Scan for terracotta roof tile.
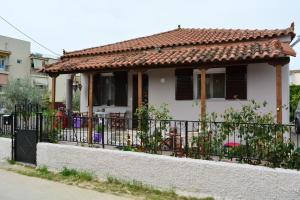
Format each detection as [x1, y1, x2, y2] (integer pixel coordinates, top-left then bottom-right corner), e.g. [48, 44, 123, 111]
[43, 24, 296, 73]
[45, 39, 296, 73]
[62, 24, 295, 58]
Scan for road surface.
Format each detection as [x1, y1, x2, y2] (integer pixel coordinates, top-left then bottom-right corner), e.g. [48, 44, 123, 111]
[0, 169, 132, 200]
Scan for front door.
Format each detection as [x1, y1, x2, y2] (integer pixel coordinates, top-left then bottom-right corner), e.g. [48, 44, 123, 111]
[132, 74, 148, 128]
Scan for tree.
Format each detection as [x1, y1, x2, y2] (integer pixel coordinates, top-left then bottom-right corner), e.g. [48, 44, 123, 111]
[0, 77, 49, 112]
[72, 90, 80, 111]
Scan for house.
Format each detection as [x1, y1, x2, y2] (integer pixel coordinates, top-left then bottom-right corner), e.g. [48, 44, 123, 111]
[290, 69, 300, 85]
[30, 53, 57, 89]
[43, 23, 296, 143]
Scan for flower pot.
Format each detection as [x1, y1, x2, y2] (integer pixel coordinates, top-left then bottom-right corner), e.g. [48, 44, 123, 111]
[73, 117, 81, 128]
[94, 132, 102, 143]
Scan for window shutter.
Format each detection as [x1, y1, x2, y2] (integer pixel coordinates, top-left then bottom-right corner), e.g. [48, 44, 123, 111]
[114, 71, 128, 106]
[175, 69, 193, 100]
[93, 74, 102, 106]
[226, 66, 247, 100]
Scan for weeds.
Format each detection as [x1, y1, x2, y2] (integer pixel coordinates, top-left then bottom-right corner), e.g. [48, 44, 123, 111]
[4, 165, 212, 200]
[59, 167, 94, 181]
[6, 159, 16, 165]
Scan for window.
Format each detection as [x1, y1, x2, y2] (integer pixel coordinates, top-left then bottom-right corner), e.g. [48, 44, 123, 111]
[0, 57, 6, 70]
[93, 71, 128, 106]
[175, 69, 193, 100]
[197, 73, 225, 99]
[195, 66, 247, 100]
[17, 59, 22, 64]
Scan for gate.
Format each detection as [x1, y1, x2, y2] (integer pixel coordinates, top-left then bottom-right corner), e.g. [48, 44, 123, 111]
[12, 104, 41, 165]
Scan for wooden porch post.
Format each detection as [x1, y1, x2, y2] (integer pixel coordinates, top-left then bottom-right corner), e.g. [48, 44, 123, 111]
[88, 73, 94, 145]
[275, 64, 283, 124]
[200, 68, 206, 121]
[138, 71, 143, 109]
[50, 74, 58, 110]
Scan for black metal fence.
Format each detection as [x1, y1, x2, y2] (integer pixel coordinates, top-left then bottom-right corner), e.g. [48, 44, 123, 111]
[36, 115, 299, 162]
[0, 114, 12, 138]
[1, 111, 299, 164]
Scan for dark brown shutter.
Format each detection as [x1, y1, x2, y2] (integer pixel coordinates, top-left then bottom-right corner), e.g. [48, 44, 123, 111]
[226, 66, 247, 100]
[175, 69, 193, 100]
[93, 74, 101, 106]
[114, 71, 128, 106]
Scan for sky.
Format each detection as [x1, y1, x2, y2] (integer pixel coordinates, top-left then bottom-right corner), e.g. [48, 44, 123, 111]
[1, 0, 300, 69]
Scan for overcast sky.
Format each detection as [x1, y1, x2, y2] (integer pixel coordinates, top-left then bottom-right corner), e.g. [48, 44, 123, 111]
[1, 0, 299, 69]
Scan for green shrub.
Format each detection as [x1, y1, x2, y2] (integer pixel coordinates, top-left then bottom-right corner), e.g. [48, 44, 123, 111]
[290, 85, 300, 121]
[135, 103, 172, 153]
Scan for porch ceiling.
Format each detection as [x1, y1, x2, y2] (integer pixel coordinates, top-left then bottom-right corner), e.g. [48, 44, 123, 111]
[42, 24, 296, 74]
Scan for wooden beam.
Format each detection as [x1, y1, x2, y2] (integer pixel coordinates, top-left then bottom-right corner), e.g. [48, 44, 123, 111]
[276, 64, 282, 124]
[200, 68, 206, 121]
[51, 76, 57, 110]
[88, 73, 94, 144]
[138, 71, 143, 108]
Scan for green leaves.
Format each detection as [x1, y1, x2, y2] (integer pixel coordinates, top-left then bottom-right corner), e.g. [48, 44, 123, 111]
[0, 77, 49, 112]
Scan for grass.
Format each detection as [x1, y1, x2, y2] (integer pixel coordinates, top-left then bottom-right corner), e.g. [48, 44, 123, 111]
[0, 134, 11, 138]
[6, 159, 16, 165]
[4, 162, 213, 200]
[59, 167, 94, 181]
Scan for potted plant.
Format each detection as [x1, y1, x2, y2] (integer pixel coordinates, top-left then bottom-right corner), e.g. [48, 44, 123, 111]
[94, 124, 103, 143]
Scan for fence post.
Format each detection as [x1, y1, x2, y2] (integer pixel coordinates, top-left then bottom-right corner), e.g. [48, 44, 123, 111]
[101, 117, 105, 149]
[185, 121, 189, 157]
[11, 113, 15, 161]
[39, 113, 43, 142]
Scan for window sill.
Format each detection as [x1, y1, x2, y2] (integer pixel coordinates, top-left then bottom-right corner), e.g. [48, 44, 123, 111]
[193, 98, 248, 102]
[0, 70, 9, 75]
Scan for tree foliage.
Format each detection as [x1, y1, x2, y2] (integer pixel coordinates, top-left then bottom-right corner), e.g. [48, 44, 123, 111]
[0, 77, 49, 112]
[290, 85, 300, 121]
[72, 90, 80, 112]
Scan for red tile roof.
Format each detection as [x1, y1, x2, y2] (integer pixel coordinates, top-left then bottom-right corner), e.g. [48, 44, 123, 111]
[44, 24, 296, 73]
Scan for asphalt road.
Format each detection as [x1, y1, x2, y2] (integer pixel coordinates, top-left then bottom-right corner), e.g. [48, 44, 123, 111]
[0, 169, 132, 200]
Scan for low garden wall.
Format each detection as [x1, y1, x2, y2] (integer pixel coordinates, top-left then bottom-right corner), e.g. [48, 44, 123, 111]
[0, 138, 11, 160]
[37, 143, 300, 200]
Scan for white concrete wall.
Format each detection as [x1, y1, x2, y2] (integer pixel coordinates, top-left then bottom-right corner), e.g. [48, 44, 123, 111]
[148, 63, 290, 123]
[0, 138, 11, 160]
[37, 143, 300, 200]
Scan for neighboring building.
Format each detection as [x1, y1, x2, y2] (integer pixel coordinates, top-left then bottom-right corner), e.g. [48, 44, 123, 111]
[0, 35, 31, 91]
[0, 35, 72, 105]
[43, 24, 296, 124]
[290, 69, 300, 85]
[30, 53, 57, 89]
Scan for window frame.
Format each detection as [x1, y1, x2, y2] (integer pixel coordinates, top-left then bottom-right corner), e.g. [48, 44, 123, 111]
[0, 57, 7, 70]
[194, 68, 226, 100]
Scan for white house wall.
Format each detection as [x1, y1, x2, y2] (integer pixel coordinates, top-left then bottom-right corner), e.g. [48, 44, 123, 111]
[80, 63, 289, 123]
[148, 63, 289, 123]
